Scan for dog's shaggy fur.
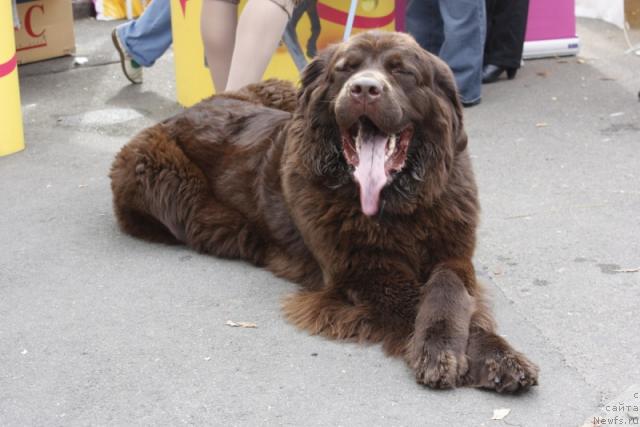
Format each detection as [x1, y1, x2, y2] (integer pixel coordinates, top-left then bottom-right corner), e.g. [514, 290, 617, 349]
[110, 31, 538, 392]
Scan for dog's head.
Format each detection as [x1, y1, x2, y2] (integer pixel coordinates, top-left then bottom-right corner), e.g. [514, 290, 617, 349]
[293, 31, 467, 217]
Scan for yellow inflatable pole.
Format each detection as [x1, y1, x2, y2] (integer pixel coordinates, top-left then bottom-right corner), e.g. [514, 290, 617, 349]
[170, 0, 214, 107]
[1, 0, 25, 157]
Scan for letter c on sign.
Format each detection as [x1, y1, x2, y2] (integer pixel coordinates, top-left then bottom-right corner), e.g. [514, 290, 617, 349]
[25, 5, 45, 38]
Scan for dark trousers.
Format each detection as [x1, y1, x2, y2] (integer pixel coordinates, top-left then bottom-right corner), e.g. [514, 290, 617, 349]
[484, 0, 529, 69]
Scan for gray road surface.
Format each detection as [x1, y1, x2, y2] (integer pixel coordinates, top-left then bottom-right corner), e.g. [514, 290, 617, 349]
[1, 17, 639, 427]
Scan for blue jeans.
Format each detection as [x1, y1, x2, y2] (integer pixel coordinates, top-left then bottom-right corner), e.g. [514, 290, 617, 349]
[406, 0, 486, 104]
[116, 0, 172, 67]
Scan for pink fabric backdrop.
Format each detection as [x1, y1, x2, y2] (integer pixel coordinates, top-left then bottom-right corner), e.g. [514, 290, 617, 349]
[525, 0, 576, 41]
[395, 0, 576, 42]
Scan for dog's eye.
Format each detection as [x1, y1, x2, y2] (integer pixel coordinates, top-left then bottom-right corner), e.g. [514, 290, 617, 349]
[390, 66, 414, 77]
[335, 59, 361, 73]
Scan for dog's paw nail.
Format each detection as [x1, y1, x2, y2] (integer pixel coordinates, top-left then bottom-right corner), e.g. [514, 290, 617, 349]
[494, 376, 501, 384]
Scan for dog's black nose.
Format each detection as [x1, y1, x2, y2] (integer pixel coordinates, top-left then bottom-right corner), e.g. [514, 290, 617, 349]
[349, 76, 383, 103]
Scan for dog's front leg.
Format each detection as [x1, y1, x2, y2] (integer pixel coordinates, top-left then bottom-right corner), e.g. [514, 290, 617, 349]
[405, 264, 473, 389]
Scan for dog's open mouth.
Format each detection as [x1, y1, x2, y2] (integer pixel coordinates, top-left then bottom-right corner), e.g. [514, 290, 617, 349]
[341, 117, 413, 216]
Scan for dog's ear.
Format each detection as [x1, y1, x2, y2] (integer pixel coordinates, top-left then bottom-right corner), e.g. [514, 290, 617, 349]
[422, 52, 468, 153]
[298, 44, 339, 107]
[435, 60, 468, 153]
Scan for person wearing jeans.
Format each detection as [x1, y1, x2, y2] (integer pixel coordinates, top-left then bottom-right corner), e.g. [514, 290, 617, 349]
[112, 0, 172, 84]
[405, 0, 486, 107]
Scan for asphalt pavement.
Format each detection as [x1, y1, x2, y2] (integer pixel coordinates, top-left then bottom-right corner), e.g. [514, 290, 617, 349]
[1, 17, 639, 427]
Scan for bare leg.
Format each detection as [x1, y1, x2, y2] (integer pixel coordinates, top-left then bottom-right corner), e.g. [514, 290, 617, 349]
[225, 0, 294, 91]
[200, 0, 238, 92]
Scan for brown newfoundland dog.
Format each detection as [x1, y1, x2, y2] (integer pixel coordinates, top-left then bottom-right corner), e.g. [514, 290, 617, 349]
[110, 31, 538, 392]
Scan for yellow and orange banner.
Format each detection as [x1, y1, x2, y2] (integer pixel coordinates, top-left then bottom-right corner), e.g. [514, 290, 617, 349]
[171, 0, 402, 106]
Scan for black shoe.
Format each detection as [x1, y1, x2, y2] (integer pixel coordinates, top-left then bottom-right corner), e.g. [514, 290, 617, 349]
[482, 64, 517, 84]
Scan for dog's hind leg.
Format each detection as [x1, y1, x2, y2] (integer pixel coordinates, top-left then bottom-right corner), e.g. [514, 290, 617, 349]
[113, 205, 181, 245]
[182, 200, 267, 266]
[112, 127, 267, 265]
[112, 126, 221, 248]
[282, 289, 377, 342]
[110, 128, 190, 245]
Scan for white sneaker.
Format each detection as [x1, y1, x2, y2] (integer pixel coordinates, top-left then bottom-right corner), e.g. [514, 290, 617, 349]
[111, 27, 143, 84]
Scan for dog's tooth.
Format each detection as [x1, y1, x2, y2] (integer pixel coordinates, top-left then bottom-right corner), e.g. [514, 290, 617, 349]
[387, 135, 396, 158]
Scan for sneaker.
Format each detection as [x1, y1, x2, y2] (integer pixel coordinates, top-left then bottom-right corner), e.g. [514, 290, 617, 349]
[461, 98, 481, 108]
[111, 27, 143, 84]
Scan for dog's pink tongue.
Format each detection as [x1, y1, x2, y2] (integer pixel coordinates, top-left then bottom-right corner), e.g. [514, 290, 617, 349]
[353, 134, 388, 216]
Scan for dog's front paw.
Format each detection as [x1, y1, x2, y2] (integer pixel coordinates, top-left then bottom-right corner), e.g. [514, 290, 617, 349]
[410, 349, 468, 389]
[472, 350, 538, 393]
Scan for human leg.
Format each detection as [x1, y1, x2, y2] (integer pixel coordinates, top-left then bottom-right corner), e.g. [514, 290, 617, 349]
[115, 0, 172, 67]
[484, 0, 529, 70]
[484, 0, 497, 61]
[201, 0, 238, 92]
[437, 0, 485, 105]
[224, 0, 295, 91]
[405, 0, 444, 55]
